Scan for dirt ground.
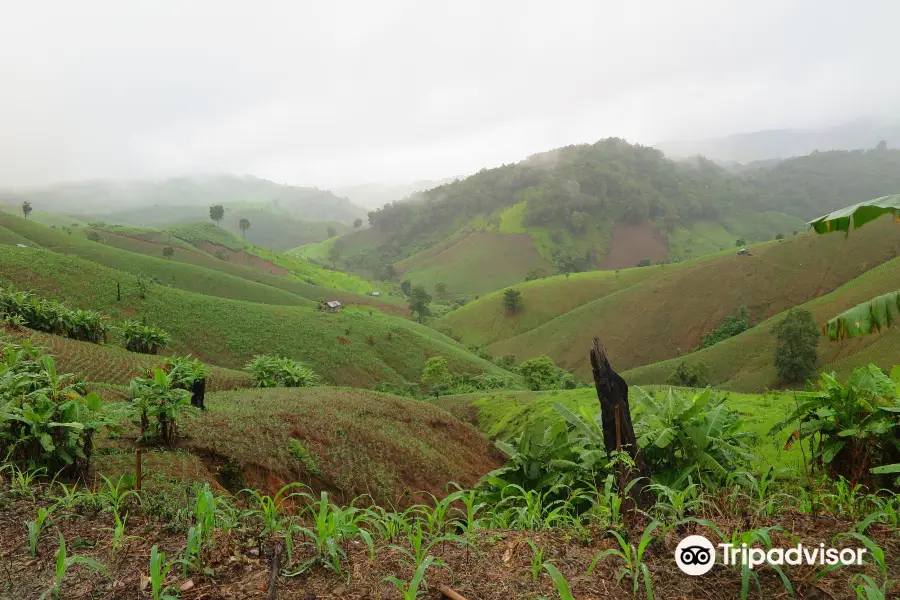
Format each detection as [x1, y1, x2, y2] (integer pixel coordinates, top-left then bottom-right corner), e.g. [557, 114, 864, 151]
[197, 242, 288, 275]
[600, 223, 669, 270]
[2, 491, 897, 600]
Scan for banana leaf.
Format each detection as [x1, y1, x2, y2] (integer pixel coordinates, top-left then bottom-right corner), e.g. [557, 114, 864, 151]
[822, 290, 900, 340]
[808, 194, 900, 234]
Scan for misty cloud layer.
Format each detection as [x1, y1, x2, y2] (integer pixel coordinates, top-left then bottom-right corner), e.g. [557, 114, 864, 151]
[1, 0, 898, 188]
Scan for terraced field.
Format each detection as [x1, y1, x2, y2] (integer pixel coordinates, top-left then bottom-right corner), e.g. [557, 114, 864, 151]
[395, 230, 552, 296]
[0, 245, 511, 388]
[440, 217, 900, 384]
[624, 252, 900, 391]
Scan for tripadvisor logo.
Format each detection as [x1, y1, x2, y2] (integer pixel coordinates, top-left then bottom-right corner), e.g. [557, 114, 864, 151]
[675, 535, 868, 576]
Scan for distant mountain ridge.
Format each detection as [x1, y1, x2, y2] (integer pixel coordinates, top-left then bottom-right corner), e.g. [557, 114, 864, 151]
[656, 119, 900, 163]
[0, 174, 368, 225]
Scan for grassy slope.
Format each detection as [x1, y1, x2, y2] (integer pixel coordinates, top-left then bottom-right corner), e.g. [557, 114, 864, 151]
[624, 252, 900, 391]
[0, 246, 512, 387]
[439, 267, 659, 347]
[178, 387, 505, 504]
[669, 211, 807, 261]
[432, 386, 802, 471]
[395, 231, 552, 296]
[3, 213, 404, 313]
[9, 328, 251, 390]
[0, 212, 316, 308]
[165, 221, 401, 303]
[449, 218, 900, 380]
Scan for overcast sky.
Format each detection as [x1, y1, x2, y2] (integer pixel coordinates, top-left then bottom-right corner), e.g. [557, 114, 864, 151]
[1, 0, 898, 188]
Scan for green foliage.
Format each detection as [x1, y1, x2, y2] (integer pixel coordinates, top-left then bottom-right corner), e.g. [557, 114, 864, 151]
[86, 230, 104, 243]
[408, 285, 432, 323]
[121, 320, 171, 355]
[635, 388, 755, 484]
[699, 306, 750, 349]
[823, 290, 900, 340]
[0, 342, 117, 472]
[22, 200, 33, 219]
[773, 308, 819, 382]
[246, 355, 321, 388]
[524, 268, 547, 281]
[238, 217, 251, 238]
[587, 521, 660, 600]
[149, 545, 179, 600]
[0, 286, 109, 343]
[128, 367, 196, 444]
[162, 355, 209, 390]
[769, 364, 900, 484]
[161, 245, 174, 258]
[420, 356, 452, 398]
[637, 258, 652, 267]
[502, 288, 523, 312]
[353, 218, 362, 229]
[39, 532, 108, 600]
[209, 204, 225, 226]
[666, 361, 710, 387]
[735, 237, 746, 247]
[518, 355, 574, 391]
[433, 282, 448, 299]
[383, 555, 449, 600]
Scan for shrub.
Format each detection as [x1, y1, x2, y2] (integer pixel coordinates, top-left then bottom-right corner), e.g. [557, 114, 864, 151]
[122, 320, 171, 355]
[0, 342, 118, 472]
[769, 364, 900, 485]
[735, 237, 747, 247]
[86, 230, 103, 243]
[421, 356, 452, 398]
[0, 287, 109, 343]
[635, 388, 755, 484]
[773, 308, 819, 382]
[518, 355, 573, 391]
[503, 288, 523, 312]
[246, 355, 321, 388]
[666, 361, 710, 387]
[636, 258, 652, 267]
[698, 306, 750, 349]
[162, 246, 174, 258]
[128, 367, 196, 444]
[775, 233, 785, 240]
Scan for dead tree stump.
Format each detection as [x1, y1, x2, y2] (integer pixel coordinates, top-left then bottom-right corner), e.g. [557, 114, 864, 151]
[589, 337, 651, 510]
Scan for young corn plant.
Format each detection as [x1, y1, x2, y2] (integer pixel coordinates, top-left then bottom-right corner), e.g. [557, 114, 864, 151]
[240, 483, 306, 539]
[9, 465, 46, 500]
[725, 526, 795, 600]
[105, 509, 143, 555]
[96, 473, 139, 514]
[38, 532, 108, 600]
[835, 532, 891, 600]
[390, 521, 473, 572]
[447, 486, 486, 535]
[149, 545, 179, 600]
[384, 555, 450, 600]
[587, 521, 660, 600]
[287, 491, 374, 576]
[525, 540, 544, 584]
[26, 505, 56, 556]
[542, 562, 576, 600]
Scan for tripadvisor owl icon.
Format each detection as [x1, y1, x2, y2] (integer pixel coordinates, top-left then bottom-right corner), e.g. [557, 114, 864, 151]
[675, 535, 716, 576]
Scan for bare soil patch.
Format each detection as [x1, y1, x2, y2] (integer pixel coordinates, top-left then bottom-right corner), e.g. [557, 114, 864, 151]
[600, 223, 668, 270]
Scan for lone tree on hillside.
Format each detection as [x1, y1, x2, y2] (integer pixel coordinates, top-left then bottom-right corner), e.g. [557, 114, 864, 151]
[353, 218, 362, 229]
[326, 226, 337, 238]
[209, 205, 225, 227]
[503, 288, 523, 312]
[21, 201, 32, 219]
[434, 282, 448, 300]
[162, 246, 174, 259]
[773, 308, 819, 382]
[666, 361, 710, 387]
[400, 280, 412, 296]
[735, 237, 747, 247]
[239, 218, 251, 238]
[408, 285, 432, 322]
[421, 356, 452, 398]
[327, 243, 342, 269]
[518, 355, 559, 391]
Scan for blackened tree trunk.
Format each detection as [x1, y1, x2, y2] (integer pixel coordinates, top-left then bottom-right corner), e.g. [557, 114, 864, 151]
[190, 378, 206, 410]
[589, 337, 651, 509]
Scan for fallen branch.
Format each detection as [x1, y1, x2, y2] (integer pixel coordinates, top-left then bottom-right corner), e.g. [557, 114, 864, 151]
[439, 586, 469, 600]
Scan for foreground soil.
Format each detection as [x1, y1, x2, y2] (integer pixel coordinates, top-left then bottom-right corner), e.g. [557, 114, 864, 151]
[2, 490, 897, 600]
